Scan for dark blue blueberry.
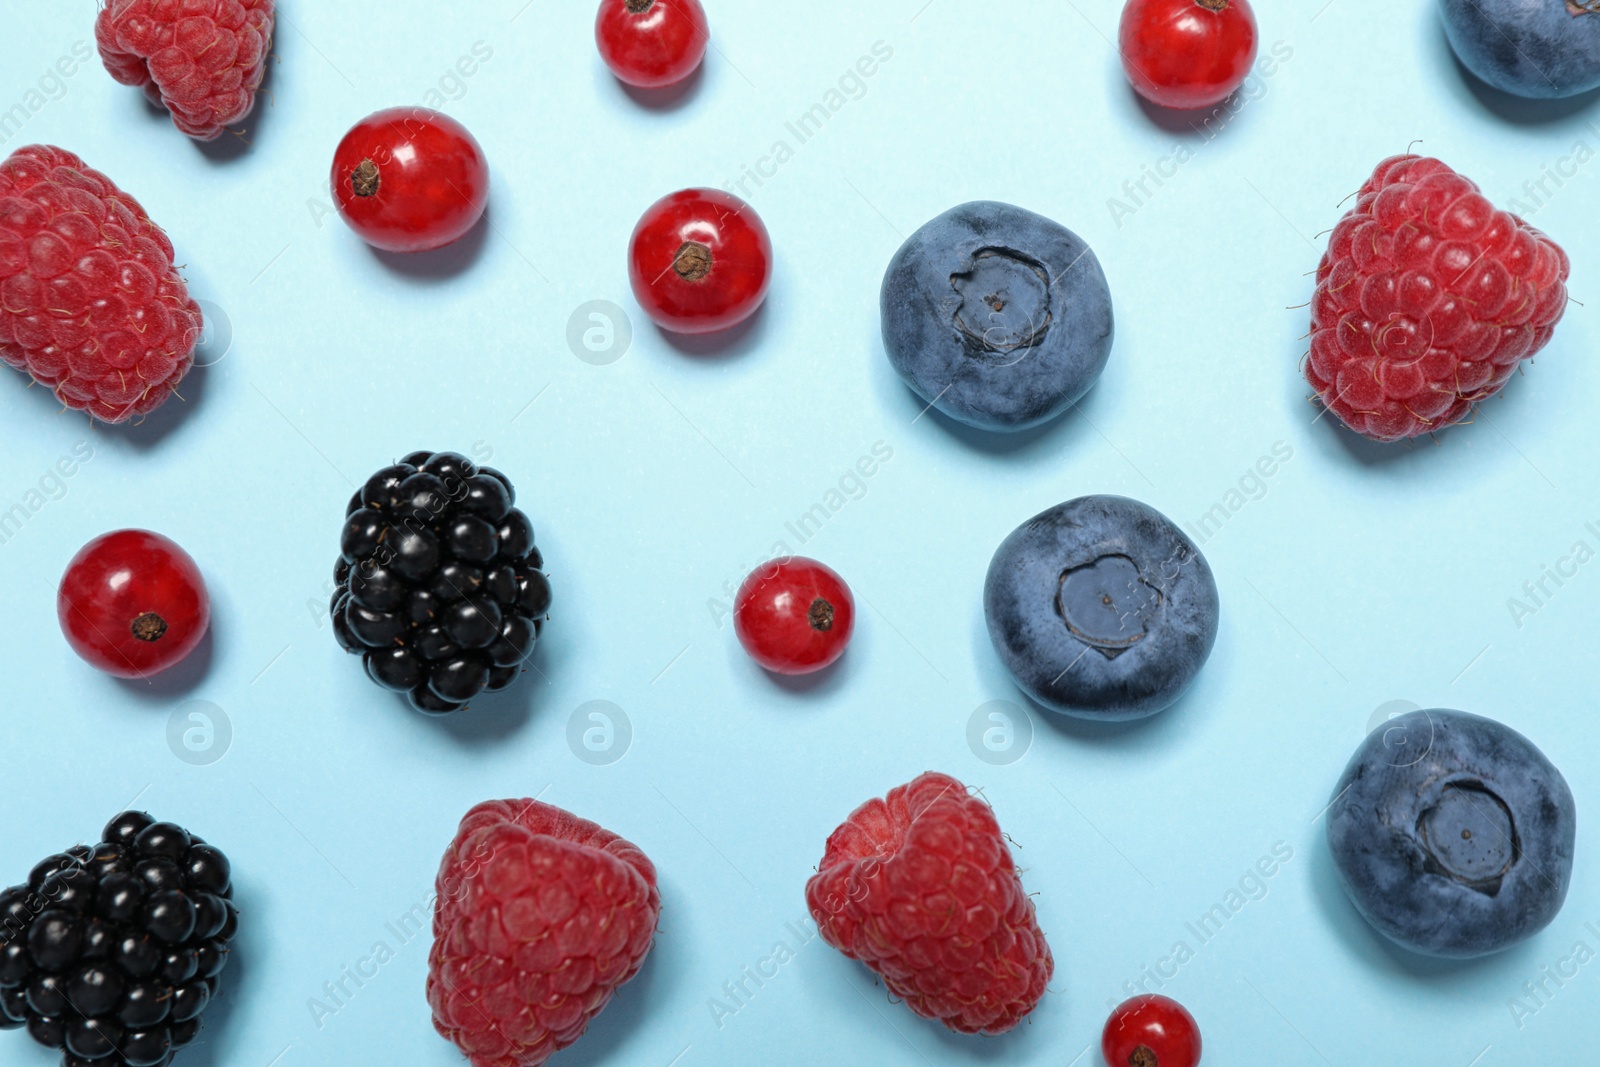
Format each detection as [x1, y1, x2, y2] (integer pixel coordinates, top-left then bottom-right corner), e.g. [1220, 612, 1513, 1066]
[1326, 709, 1576, 958]
[984, 495, 1218, 720]
[1441, 0, 1600, 99]
[881, 201, 1114, 432]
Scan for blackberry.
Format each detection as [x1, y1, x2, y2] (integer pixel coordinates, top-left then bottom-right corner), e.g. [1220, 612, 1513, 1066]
[333, 451, 552, 715]
[0, 812, 237, 1067]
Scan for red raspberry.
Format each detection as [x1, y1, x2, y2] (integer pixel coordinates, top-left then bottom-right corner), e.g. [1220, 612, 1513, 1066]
[1, 145, 202, 423]
[427, 799, 662, 1067]
[804, 771, 1053, 1035]
[96, 0, 276, 141]
[1306, 154, 1570, 442]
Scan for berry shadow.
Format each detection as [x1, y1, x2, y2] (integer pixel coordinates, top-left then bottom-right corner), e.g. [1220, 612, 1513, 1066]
[112, 626, 217, 703]
[420, 654, 547, 748]
[367, 208, 492, 280]
[1429, 17, 1600, 125]
[613, 61, 707, 112]
[1126, 82, 1233, 139]
[870, 345, 1109, 459]
[654, 300, 769, 359]
[725, 635, 857, 700]
[1291, 368, 1423, 469]
[193, 48, 281, 163]
[180, 915, 249, 1067]
[100, 359, 214, 453]
[966, 605, 1221, 754]
[1307, 831, 1540, 982]
[556, 932, 661, 1067]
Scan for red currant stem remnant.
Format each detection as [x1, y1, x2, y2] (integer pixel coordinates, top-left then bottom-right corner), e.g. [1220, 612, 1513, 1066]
[674, 241, 713, 281]
[352, 159, 380, 197]
[1130, 1046, 1158, 1067]
[626, 0, 656, 12]
[808, 598, 835, 632]
[1194, 0, 1229, 9]
[131, 612, 169, 642]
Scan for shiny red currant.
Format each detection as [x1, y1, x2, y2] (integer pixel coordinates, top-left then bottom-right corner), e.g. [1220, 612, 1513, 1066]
[629, 188, 772, 335]
[58, 530, 210, 679]
[734, 558, 854, 675]
[596, 0, 709, 89]
[1102, 995, 1202, 1067]
[1119, 0, 1258, 111]
[331, 107, 489, 254]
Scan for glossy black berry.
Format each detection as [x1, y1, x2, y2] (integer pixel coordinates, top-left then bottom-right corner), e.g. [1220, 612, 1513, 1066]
[25, 1013, 62, 1045]
[120, 1026, 172, 1066]
[180, 849, 229, 898]
[444, 599, 502, 649]
[408, 686, 463, 715]
[117, 981, 171, 1027]
[64, 965, 123, 1016]
[332, 452, 550, 715]
[461, 475, 512, 521]
[364, 647, 424, 692]
[133, 825, 189, 864]
[0, 814, 236, 1067]
[143, 894, 196, 945]
[27, 912, 82, 971]
[360, 463, 413, 511]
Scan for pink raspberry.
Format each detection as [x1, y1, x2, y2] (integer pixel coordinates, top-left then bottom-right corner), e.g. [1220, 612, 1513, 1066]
[1, 145, 202, 424]
[96, 0, 276, 141]
[1306, 154, 1570, 442]
[427, 799, 661, 1067]
[805, 771, 1054, 1035]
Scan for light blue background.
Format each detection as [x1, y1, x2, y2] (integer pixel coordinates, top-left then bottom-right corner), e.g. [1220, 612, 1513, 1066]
[3, 1, 1599, 1064]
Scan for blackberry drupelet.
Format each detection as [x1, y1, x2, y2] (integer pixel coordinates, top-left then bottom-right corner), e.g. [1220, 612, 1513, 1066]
[332, 451, 552, 715]
[0, 812, 238, 1067]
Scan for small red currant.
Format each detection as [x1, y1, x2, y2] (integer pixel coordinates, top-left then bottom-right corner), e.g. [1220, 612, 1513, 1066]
[596, 0, 710, 89]
[734, 558, 854, 675]
[1118, 0, 1258, 111]
[58, 530, 210, 679]
[331, 107, 489, 254]
[629, 188, 772, 335]
[1102, 995, 1202, 1067]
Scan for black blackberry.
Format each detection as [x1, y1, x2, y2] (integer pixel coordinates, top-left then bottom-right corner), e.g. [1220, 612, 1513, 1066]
[333, 451, 552, 715]
[0, 812, 237, 1067]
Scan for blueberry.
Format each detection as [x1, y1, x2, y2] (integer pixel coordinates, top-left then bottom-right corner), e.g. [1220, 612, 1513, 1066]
[1326, 709, 1576, 958]
[984, 495, 1218, 720]
[881, 201, 1114, 432]
[1440, 0, 1600, 99]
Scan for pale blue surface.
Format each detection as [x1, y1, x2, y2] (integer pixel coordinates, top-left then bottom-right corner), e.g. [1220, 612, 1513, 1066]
[2, 1, 1599, 1064]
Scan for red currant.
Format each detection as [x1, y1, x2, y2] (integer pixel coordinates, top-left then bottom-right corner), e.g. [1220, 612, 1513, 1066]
[58, 530, 210, 679]
[1118, 0, 1258, 111]
[629, 188, 772, 335]
[1102, 995, 1202, 1067]
[596, 0, 709, 89]
[331, 107, 489, 254]
[734, 558, 854, 675]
